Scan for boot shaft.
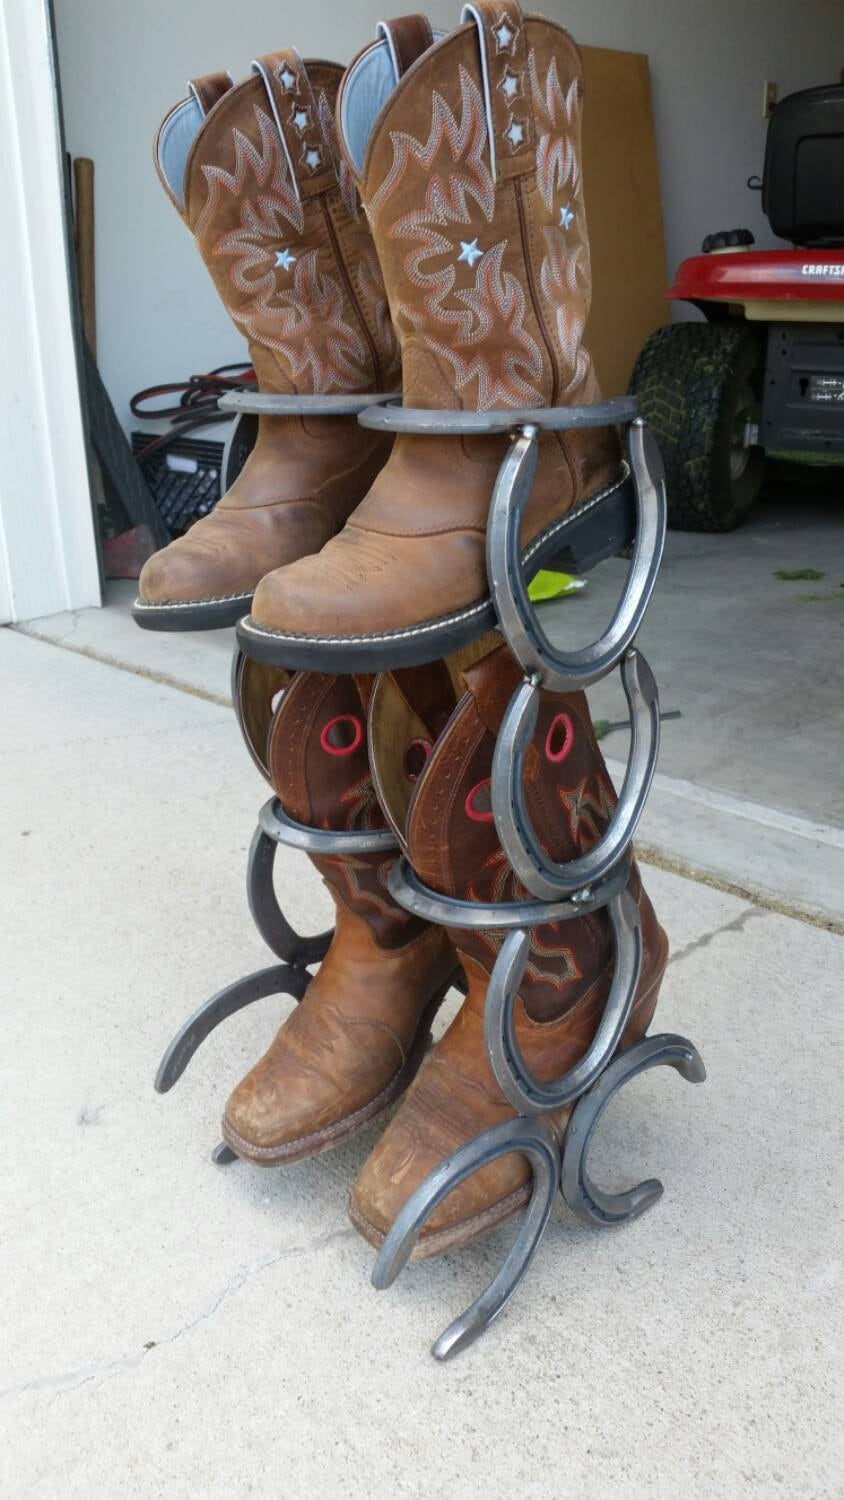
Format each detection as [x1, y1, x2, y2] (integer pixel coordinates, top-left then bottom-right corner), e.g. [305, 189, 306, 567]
[267, 668, 426, 949]
[370, 642, 665, 1020]
[337, 2, 600, 412]
[154, 53, 400, 395]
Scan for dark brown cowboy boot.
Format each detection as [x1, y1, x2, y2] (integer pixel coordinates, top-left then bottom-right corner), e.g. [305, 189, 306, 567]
[238, 2, 624, 669]
[349, 642, 668, 1257]
[221, 666, 459, 1165]
[133, 37, 430, 630]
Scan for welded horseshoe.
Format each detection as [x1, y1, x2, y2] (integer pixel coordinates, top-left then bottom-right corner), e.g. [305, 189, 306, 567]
[258, 796, 398, 857]
[484, 886, 643, 1115]
[154, 961, 310, 1094]
[491, 649, 660, 901]
[372, 1116, 561, 1361]
[387, 851, 630, 931]
[247, 823, 332, 967]
[487, 417, 666, 692]
[561, 1032, 707, 1226]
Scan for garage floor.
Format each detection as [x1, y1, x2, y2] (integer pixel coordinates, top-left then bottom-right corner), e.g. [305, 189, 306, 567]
[2, 486, 842, 1497]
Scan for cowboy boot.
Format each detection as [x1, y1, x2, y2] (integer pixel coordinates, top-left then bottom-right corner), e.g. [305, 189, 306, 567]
[221, 664, 460, 1165]
[133, 31, 433, 631]
[349, 642, 668, 1256]
[238, 2, 626, 670]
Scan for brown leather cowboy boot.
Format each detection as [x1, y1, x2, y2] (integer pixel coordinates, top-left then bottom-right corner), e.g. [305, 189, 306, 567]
[238, 3, 625, 670]
[133, 37, 429, 630]
[221, 665, 459, 1165]
[349, 642, 668, 1257]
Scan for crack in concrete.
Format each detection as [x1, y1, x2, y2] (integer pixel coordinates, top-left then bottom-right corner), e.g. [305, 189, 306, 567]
[11, 624, 232, 710]
[668, 905, 765, 968]
[1, 1225, 354, 1406]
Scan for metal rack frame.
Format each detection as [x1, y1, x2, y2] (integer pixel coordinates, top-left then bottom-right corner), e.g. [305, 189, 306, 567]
[155, 389, 705, 1357]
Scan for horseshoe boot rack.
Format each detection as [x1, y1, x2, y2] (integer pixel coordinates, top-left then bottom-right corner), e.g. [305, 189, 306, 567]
[154, 391, 400, 1162]
[353, 394, 706, 1360]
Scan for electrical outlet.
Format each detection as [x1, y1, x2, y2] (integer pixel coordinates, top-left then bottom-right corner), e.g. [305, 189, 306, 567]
[763, 80, 778, 118]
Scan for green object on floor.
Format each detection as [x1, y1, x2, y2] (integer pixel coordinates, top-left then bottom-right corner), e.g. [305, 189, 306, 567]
[527, 569, 586, 602]
[774, 568, 824, 581]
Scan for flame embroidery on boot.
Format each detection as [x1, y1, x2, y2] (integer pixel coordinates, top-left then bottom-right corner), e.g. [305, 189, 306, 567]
[195, 106, 305, 241]
[559, 775, 616, 848]
[370, 67, 494, 225]
[528, 52, 581, 212]
[371, 67, 544, 410]
[267, 250, 370, 393]
[425, 242, 544, 409]
[464, 847, 579, 989]
[337, 772, 384, 833]
[529, 51, 594, 401]
[316, 87, 361, 220]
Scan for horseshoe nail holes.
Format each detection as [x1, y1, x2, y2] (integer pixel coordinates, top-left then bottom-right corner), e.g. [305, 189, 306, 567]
[545, 713, 574, 764]
[464, 778, 494, 822]
[319, 714, 364, 757]
[403, 738, 432, 783]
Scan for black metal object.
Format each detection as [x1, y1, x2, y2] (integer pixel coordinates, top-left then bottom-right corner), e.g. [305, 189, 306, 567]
[763, 323, 844, 458]
[130, 431, 224, 533]
[763, 84, 844, 247]
[82, 342, 170, 547]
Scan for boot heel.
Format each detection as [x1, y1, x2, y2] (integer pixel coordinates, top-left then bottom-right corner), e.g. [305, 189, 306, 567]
[540, 474, 636, 577]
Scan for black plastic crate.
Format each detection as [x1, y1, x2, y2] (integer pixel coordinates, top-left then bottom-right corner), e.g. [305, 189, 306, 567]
[131, 432, 225, 535]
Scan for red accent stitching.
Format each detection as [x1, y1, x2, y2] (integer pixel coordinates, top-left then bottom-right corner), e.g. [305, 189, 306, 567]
[319, 714, 364, 757]
[464, 778, 494, 822]
[545, 712, 574, 763]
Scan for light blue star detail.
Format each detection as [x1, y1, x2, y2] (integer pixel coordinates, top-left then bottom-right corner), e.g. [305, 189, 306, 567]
[275, 248, 296, 271]
[559, 203, 575, 230]
[458, 239, 482, 268]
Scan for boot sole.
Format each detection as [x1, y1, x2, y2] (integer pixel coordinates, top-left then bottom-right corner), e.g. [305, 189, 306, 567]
[349, 936, 669, 1262]
[218, 969, 461, 1168]
[235, 471, 634, 672]
[132, 592, 254, 632]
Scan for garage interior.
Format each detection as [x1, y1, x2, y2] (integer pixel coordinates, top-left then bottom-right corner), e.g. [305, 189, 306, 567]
[1, 0, 842, 1493]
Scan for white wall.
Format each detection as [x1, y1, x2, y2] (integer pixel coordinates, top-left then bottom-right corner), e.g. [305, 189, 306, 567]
[55, 0, 844, 430]
[0, 0, 99, 623]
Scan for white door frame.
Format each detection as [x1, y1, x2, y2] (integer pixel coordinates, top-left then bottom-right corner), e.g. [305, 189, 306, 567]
[0, 0, 100, 625]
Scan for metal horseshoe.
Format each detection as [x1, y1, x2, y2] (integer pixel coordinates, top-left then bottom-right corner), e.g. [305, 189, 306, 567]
[484, 885, 643, 1115]
[247, 823, 333, 968]
[491, 649, 660, 901]
[372, 1116, 561, 1361]
[486, 417, 666, 692]
[561, 1032, 707, 1226]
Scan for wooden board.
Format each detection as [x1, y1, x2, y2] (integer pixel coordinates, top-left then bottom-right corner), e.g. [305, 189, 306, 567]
[580, 46, 669, 396]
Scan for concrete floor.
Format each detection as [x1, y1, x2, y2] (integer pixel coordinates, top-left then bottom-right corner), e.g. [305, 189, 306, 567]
[2, 494, 843, 1497]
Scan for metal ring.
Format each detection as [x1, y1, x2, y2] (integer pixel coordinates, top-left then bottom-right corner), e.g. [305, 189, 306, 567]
[491, 650, 660, 901]
[561, 1032, 707, 1226]
[487, 418, 666, 691]
[386, 855, 630, 931]
[358, 397, 639, 436]
[218, 391, 396, 417]
[258, 796, 398, 857]
[371, 1116, 560, 1361]
[247, 824, 332, 967]
[154, 963, 310, 1094]
[484, 886, 643, 1114]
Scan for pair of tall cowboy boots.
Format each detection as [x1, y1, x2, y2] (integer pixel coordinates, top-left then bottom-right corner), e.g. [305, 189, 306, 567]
[136, 6, 669, 1258]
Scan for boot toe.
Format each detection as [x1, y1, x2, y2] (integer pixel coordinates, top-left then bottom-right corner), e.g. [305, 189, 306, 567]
[350, 1062, 530, 1256]
[137, 524, 253, 606]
